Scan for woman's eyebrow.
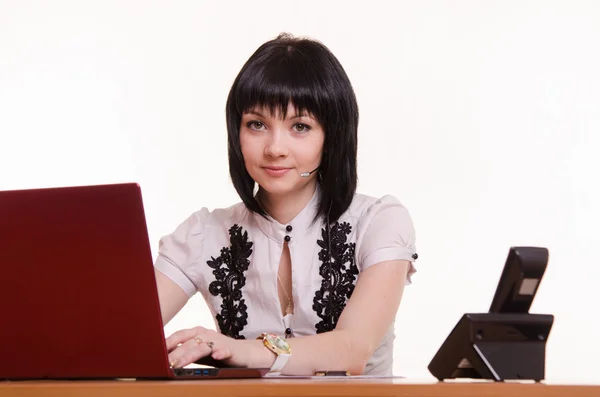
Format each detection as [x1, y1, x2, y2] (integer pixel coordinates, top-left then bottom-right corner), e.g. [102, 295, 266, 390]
[244, 110, 314, 121]
[245, 110, 267, 118]
[288, 113, 314, 120]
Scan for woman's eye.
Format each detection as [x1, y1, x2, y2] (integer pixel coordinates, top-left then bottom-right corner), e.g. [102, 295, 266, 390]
[293, 123, 311, 133]
[247, 121, 265, 130]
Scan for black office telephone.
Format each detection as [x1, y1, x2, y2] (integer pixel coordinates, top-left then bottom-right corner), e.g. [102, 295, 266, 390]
[428, 246, 553, 382]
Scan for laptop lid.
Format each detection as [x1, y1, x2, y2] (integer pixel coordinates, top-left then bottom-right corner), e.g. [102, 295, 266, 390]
[0, 183, 209, 379]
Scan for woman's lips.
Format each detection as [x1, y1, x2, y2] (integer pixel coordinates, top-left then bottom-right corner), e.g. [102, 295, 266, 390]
[263, 167, 291, 177]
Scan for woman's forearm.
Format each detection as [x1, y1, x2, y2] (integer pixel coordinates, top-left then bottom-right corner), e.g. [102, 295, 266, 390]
[241, 329, 369, 376]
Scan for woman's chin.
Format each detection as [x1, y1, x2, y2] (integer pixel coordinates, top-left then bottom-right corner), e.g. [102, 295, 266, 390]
[257, 181, 296, 196]
[257, 177, 312, 197]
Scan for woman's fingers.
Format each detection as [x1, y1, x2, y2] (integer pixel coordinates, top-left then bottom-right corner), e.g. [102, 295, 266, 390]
[164, 326, 231, 368]
[211, 346, 232, 361]
[165, 326, 209, 351]
[165, 328, 197, 352]
[168, 337, 215, 368]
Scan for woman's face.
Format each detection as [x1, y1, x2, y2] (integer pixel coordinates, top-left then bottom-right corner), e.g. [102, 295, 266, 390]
[240, 102, 325, 197]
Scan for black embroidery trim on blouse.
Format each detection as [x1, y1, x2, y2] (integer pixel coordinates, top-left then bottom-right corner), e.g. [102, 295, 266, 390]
[207, 224, 253, 339]
[313, 221, 358, 333]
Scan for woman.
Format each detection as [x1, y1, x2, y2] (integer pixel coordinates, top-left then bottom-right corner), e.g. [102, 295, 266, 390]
[154, 33, 417, 376]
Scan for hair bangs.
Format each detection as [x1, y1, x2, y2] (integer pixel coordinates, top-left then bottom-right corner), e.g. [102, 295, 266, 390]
[232, 51, 329, 124]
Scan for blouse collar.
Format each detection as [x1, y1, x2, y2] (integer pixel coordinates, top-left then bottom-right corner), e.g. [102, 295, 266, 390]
[253, 186, 321, 244]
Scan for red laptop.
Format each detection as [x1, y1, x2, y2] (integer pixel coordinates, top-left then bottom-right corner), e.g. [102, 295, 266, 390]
[0, 183, 268, 380]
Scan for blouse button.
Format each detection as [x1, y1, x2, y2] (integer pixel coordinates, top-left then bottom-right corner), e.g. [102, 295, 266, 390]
[284, 235, 291, 242]
[285, 328, 292, 335]
[412, 253, 419, 260]
[286, 225, 293, 232]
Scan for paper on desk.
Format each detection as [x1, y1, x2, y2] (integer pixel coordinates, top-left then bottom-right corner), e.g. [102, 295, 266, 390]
[269, 374, 405, 379]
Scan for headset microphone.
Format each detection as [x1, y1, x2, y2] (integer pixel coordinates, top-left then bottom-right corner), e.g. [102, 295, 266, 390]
[300, 167, 319, 178]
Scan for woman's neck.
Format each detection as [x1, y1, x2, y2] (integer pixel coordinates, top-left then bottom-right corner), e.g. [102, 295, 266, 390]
[257, 182, 317, 225]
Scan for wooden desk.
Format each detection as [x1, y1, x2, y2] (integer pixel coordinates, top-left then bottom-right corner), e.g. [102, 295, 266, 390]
[1, 379, 599, 397]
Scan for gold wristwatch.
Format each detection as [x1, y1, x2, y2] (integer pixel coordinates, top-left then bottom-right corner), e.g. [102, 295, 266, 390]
[257, 333, 292, 375]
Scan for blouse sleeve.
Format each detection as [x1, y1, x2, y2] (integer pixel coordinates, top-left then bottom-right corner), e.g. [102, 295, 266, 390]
[154, 208, 210, 297]
[355, 195, 417, 284]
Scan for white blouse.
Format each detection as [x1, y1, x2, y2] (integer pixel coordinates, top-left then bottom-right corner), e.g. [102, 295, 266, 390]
[154, 187, 417, 375]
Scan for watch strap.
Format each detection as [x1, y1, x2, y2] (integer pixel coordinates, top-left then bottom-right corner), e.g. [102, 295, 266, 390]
[258, 333, 292, 376]
[268, 351, 291, 375]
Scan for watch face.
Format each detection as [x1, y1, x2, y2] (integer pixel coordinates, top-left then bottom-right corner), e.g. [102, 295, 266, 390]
[265, 333, 291, 354]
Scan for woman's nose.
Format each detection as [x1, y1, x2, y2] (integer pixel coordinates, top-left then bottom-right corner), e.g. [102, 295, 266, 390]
[264, 130, 289, 158]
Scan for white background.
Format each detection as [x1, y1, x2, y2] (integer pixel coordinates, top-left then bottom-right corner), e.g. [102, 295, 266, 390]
[1, 0, 599, 382]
